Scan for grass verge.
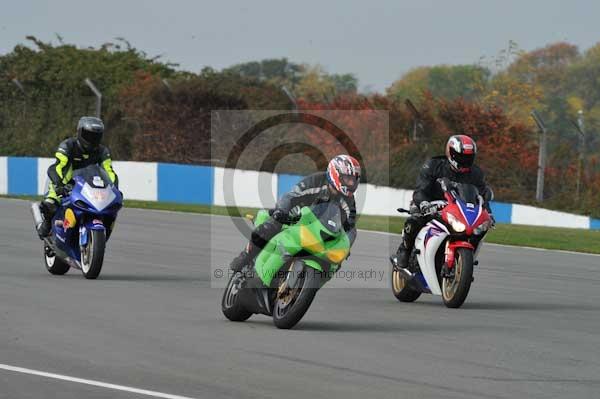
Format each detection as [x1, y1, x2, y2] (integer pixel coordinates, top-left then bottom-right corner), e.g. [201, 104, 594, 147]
[4, 196, 600, 254]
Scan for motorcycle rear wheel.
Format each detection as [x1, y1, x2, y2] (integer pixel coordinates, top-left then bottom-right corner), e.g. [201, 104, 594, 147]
[391, 269, 421, 302]
[222, 271, 253, 322]
[442, 248, 473, 308]
[43, 244, 70, 275]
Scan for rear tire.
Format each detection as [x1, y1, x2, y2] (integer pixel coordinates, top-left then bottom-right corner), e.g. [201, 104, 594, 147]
[43, 244, 70, 275]
[222, 272, 253, 322]
[81, 230, 105, 279]
[391, 269, 421, 302]
[272, 265, 320, 329]
[442, 248, 473, 308]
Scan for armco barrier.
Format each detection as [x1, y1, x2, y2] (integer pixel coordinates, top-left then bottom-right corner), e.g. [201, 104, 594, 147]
[8, 156, 37, 196]
[277, 174, 303, 199]
[0, 157, 7, 195]
[489, 202, 512, 224]
[1, 156, 598, 230]
[115, 161, 158, 201]
[37, 158, 54, 194]
[213, 167, 277, 209]
[157, 163, 209, 204]
[511, 203, 589, 229]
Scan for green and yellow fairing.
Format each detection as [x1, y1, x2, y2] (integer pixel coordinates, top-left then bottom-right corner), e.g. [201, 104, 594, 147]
[254, 206, 350, 286]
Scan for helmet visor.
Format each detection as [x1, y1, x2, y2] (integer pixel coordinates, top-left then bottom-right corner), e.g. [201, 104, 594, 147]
[340, 174, 358, 193]
[81, 128, 102, 147]
[453, 152, 475, 169]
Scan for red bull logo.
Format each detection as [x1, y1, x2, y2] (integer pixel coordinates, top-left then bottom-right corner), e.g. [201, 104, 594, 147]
[62, 208, 76, 231]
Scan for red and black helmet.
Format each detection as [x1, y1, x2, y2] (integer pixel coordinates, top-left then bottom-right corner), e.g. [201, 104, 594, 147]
[326, 155, 361, 197]
[446, 135, 477, 173]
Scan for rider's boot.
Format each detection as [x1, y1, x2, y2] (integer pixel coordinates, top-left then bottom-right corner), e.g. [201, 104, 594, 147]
[391, 243, 412, 274]
[390, 231, 415, 280]
[230, 242, 260, 273]
[37, 199, 57, 238]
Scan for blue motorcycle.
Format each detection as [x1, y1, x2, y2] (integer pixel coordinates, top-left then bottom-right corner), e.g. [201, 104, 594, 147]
[31, 164, 123, 279]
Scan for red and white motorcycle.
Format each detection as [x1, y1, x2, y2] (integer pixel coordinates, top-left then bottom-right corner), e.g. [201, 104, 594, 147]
[391, 178, 493, 308]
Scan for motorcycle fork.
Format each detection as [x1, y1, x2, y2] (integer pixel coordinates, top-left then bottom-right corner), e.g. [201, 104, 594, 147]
[444, 240, 474, 269]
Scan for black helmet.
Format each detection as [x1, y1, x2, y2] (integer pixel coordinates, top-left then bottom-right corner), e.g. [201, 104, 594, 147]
[77, 116, 104, 151]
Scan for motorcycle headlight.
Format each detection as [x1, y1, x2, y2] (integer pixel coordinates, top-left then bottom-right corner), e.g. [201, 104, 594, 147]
[474, 220, 492, 235]
[446, 213, 466, 233]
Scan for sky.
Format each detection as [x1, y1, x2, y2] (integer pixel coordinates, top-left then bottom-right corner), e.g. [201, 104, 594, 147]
[2, 0, 600, 92]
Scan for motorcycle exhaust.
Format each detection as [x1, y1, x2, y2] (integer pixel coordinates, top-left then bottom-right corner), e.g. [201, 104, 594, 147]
[390, 255, 414, 281]
[30, 201, 44, 231]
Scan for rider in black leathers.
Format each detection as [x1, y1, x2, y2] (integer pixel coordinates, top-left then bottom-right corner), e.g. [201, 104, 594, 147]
[392, 135, 493, 272]
[37, 116, 119, 238]
[230, 155, 361, 272]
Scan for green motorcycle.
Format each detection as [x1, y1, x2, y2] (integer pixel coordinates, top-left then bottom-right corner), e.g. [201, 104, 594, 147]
[221, 202, 352, 329]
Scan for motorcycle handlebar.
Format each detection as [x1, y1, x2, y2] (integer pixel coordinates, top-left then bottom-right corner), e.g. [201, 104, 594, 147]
[269, 208, 300, 224]
[397, 200, 447, 217]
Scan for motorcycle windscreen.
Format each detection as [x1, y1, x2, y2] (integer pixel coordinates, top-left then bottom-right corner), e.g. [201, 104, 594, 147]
[453, 183, 480, 204]
[72, 164, 112, 188]
[310, 202, 343, 234]
[73, 165, 117, 211]
[414, 220, 449, 296]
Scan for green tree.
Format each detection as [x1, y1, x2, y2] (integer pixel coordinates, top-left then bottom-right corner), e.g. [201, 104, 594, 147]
[295, 65, 337, 102]
[0, 36, 175, 157]
[386, 66, 431, 102]
[225, 58, 358, 101]
[504, 42, 580, 134]
[223, 58, 303, 88]
[387, 65, 490, 102]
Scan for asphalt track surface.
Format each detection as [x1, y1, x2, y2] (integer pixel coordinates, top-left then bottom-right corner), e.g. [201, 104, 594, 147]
[1, 198, 599, 399]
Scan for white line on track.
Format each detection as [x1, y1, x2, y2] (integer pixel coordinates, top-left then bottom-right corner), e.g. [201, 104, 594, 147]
[0, 363, 198, 399]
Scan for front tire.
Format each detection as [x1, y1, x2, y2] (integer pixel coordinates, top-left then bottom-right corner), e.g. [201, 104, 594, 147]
[81, 229, 105, 279]
[222, 271, 253, 322]
[43, 244, 70, 275]
[442, 248, 473, 308]
[391, 268, 421, 302]
[272, 264, 320, 329]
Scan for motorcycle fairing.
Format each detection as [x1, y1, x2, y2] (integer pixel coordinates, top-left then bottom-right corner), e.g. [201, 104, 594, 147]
[254, 207, 348, 286]
[47, 165, 122, 268]
[415, 219, 449, 295]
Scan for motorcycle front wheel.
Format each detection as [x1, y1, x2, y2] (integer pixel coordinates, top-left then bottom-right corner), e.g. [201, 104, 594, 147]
[272, 262, 320, 329]
[80, 229, 105, 279]
[442, 248, 473, 308]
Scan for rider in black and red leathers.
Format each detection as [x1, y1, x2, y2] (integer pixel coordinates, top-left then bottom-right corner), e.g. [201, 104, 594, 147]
[392, 135, 494, 273]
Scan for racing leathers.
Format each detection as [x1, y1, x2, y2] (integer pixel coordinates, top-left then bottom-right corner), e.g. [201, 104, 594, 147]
[230, 172, 357, 272]
[394, 156, 493, 270]
[37, 138, 118, 237]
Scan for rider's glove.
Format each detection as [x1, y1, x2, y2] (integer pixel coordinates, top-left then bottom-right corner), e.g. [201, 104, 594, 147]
[288, 206, 301, 221]
[55, 184, 70, 197]
[271, 208, 290, 224]
[419, 201, 432, 214]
